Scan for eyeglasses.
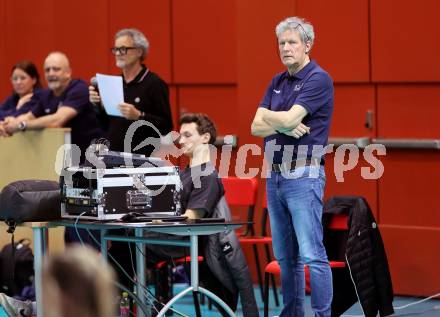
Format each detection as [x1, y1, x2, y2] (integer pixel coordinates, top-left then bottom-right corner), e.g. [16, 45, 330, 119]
[279, 22, 311, 44]
[110, 46, 138, 55]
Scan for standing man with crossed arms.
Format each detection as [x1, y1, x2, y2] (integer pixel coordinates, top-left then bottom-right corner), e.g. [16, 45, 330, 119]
[251, 17, 334, 317]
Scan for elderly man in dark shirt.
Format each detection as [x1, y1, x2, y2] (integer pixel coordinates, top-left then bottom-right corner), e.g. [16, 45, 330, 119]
[89, 28, 173, 155]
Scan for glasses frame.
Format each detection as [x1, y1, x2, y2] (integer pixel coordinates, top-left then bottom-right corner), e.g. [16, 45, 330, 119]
[110, 46, 139, 55]
[278, 23, 311, 45]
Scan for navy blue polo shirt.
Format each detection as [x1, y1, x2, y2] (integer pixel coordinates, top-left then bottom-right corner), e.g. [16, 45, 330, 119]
[30, 79, 103, 159]
[0, 90, 41, 120]
[259, 60, 334, 164]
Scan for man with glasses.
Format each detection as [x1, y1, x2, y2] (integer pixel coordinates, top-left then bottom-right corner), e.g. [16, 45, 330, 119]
[89, 28, 173, 155]
[89, 28, 173, 292]
[251, 17, 334, 317]
[3, 51, 103, 164]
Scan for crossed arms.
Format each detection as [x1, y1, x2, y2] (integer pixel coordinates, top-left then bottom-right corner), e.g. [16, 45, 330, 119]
[251, 104, 310, 138]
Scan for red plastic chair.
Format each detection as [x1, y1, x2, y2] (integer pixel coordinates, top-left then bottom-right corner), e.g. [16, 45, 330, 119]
[155, 256, 204, 270]
[263, 214, 349, 317]
[238, 193, 280, 305]
[221, 177, 269, 301]
[251, 193, 280, 306]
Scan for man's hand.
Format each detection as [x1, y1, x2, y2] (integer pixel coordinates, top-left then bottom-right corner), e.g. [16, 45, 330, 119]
[150, 131, 184, 161]
[263, 104, 308, 131]
[118, 102, 141, 120]
[3, 116, 21, 135]
[0, 122, 11, 137]
[183, 209, 206, 219]
[89, 85, 101, 104]
[283, 123, 310, 139]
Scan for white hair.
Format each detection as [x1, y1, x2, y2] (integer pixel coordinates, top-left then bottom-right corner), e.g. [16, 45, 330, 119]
[275, 17, 315, 49]
[115, 28, 149, 60]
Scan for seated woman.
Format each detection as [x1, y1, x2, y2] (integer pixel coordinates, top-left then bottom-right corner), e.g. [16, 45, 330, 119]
[0, 61, 41, 135]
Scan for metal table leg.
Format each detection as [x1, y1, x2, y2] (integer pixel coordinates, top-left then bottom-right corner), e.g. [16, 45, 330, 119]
[189, 234, 201, 317]
[100, 229, 108, 262]
[32, 226, 46, 317]
[156, 234, 235, 317]
[135, 228, 149, 317]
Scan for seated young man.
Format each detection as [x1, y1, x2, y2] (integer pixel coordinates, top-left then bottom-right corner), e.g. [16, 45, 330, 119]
[147, 113, 258, 317]
[179, 113, 222, 219]
[0, 114, 257, 317]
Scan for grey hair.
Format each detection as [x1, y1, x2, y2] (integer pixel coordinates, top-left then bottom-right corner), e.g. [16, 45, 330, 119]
[115, 28, 149, 60]
[275, 17, 315, 48]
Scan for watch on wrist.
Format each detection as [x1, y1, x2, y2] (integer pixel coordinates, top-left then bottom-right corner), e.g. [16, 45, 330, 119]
[18, 121, 27, 131]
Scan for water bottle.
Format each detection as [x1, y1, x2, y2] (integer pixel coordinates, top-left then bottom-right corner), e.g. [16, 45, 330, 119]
[120, 292, 130, 317]
[132, 291, 137, 316]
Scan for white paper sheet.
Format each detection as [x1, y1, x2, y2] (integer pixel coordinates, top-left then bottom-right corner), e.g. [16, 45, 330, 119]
[96, 73, 124, 117]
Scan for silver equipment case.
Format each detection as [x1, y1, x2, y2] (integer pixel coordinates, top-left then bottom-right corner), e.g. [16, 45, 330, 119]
[60, 165, 182, 220]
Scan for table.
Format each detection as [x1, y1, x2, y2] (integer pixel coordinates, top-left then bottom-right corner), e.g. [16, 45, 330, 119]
[29, 220, 243, 317]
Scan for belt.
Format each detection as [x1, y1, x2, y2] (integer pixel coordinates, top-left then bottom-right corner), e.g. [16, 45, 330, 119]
[271, 158, 322, 173]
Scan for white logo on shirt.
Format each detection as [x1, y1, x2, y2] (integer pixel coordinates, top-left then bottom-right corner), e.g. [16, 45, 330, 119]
[135, 97, 140, 103]
[45, 108, 51, 114]
[294, 84, 303, 91]
[273, 89, 281, 94]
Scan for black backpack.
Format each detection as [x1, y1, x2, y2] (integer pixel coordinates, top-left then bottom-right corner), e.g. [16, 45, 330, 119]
[0, 238, 34, 296]
[0, 179, 61, 224]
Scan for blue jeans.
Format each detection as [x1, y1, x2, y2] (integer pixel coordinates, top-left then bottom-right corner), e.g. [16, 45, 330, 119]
[267, 166, 332, 317]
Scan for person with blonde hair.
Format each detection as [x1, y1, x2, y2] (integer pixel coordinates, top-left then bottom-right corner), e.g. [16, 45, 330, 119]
[42, 245, 117, 317]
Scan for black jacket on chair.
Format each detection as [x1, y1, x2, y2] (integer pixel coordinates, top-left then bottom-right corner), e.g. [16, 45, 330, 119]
[204, 196, 259, 317]
[324, 196, 394, 317]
